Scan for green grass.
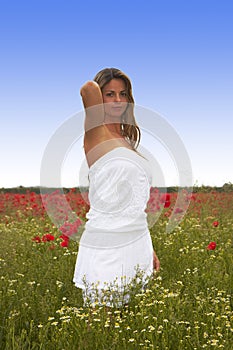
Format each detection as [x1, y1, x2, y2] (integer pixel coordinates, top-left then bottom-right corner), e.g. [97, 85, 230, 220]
[0, 197, 233, 349]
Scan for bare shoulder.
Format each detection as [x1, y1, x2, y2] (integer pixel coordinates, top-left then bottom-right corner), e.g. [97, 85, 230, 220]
[84, 125, 107, 153]
[83, 127, 111, 167]
[83, 127, 131, 167]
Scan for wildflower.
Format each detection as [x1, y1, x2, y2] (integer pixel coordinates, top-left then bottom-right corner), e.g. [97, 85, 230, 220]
[32, 236, 41, 243]
[56, 281, 63, 288]
[128, 339, 135, 343]
[157, 325, 163, 333]
[59, 234, 69, 247]
[42, 234, 55, 242]
[210, 339, 219, 346]
[207, 242, 216, 250]
[59, 218, 83, 237]
[160, 193, 171, 208]
[175, 207, 183, 214]
[176, 281, 183, 285]
[27, 281, 36, 285]
[213, 221, 219, 227]
[60, 239, 69, 248]
[60, 315, 71, 321]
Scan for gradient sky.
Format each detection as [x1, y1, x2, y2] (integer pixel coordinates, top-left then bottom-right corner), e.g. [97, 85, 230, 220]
[1, 0, 233, 188]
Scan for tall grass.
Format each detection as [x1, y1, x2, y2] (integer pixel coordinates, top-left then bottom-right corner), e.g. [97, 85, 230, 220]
[0, 192, 233, 349]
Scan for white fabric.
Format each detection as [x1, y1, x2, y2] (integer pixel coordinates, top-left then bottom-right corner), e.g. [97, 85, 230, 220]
[73, 146, 154, 306]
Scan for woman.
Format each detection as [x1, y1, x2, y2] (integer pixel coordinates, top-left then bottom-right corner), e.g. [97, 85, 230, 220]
[73, 67, 160, 307]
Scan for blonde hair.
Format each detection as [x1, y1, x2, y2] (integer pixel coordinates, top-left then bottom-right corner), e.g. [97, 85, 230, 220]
[93, 68, 141, 150]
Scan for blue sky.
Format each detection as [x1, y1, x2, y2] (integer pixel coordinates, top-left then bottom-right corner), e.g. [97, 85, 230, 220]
[1, 0, 232, 188]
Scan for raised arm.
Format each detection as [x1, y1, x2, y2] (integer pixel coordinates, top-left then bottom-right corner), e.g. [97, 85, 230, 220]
[80, 81, 105, 133]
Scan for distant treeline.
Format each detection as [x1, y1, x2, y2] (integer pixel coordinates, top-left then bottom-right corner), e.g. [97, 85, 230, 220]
[1, 183, 233, 194]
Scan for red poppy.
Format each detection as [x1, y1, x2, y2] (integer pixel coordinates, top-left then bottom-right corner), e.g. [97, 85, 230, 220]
[32, 236, 41, 243]
[207, 241, 216, 250]
[175, 207, 183, 214]
[164, 200, 171, 208]
[213, 221, 219, 227]
[42, 234, 55, 242]
[59, 218, 83, 237]
[160, 193, 171, 208]
[60, 239, 69, 248]
[59, 234, 69, 241]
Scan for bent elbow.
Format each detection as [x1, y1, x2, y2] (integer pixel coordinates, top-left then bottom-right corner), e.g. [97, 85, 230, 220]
[80, 81, 100, 97]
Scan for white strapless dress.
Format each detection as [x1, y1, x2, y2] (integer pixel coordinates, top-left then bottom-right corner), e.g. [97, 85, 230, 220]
[73, 146, 154, 307]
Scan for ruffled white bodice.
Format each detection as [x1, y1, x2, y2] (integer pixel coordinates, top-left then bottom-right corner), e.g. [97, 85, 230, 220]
[80, 146, 152, 248]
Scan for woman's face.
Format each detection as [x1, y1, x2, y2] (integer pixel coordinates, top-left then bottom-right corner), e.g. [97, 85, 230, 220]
[102, 79, 128, 120]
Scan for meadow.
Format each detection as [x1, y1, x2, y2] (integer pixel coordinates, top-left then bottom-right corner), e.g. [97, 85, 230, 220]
[0, 189, 232, 349]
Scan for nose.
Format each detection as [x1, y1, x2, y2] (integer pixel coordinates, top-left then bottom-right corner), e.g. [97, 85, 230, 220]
[115, 94, 121, 102]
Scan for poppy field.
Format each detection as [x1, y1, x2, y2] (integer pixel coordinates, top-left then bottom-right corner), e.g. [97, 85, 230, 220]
[0, 189, 233, 349]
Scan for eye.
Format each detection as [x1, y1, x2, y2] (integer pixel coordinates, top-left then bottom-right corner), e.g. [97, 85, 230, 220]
[106, 92, 114, 97]
[121, 92, 127, 96]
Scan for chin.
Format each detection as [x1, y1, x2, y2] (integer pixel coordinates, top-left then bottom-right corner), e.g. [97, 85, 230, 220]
[112, 108, 127, 117]
[105, 112, 123, 120]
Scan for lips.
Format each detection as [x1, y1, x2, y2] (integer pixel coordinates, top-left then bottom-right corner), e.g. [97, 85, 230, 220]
[111, 106, 123, 112]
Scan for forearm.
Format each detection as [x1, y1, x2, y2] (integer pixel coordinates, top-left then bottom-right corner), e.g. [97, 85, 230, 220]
[80, 81, 105, 132]
[153, 250, 160, 272]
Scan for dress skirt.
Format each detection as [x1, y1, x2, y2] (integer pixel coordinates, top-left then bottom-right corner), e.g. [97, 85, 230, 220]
[73, 230, 154, 307]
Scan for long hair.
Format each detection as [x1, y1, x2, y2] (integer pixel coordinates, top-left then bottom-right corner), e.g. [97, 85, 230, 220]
[93, 68, 141, 150]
